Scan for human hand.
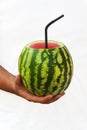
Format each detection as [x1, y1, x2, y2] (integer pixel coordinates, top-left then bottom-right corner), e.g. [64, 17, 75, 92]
[15, 75, 65, 104]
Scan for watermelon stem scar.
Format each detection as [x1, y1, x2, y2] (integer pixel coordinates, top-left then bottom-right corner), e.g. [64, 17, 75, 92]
[45, 14, 64, 48]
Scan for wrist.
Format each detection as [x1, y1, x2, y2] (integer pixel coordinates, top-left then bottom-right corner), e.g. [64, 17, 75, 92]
[0, 66, 16, 94]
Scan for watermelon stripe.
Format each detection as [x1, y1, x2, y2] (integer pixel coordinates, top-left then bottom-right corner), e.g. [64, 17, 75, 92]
[45, 49, 62, 95]
[19, 48, 29, 88]
[64, 46, 73, 74]
[25, 49, 34, 68]
[18, 47, 27, 74]
[23, 49, 34, 92]
[35, 50, 52, 96]
[36, 50, 44, 89]
[60, 75, 70, 93]
[34, 50, 45, 96]
[62, 50, 73, 92]
[44, 49, 57, 95]
[57, 47, 68, 94]
[29, 49, 39, 94]
[21, 49, 29, 76]
[40, 52, 49, 87]
[51, 49, 65, 95]
[59, 47, 72, 93]
[48, 65, 61, 94]
[63, 46, 73, 81]
[56, 49, 63, 72]
[22, 77, 28, 89]
[20, 48, 30, 88]
[57, 50, 63, 64]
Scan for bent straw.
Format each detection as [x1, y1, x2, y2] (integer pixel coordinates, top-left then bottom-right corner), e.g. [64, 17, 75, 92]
[45, 14, 64, 48]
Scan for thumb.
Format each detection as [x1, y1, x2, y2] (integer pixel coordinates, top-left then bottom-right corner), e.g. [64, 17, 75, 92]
[15, 74, 22, 86]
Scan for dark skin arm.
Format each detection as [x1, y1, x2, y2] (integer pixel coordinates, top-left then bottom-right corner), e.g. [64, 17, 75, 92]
[0, 65, 65, 104]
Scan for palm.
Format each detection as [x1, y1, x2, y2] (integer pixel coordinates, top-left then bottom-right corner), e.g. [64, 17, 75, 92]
[15, 75, 65, 104]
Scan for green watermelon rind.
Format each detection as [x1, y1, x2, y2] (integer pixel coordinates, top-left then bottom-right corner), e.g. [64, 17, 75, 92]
[18, 40, 73, 96]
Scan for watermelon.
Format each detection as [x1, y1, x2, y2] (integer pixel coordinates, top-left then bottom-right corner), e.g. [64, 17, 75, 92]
[18, 40, 73, 96]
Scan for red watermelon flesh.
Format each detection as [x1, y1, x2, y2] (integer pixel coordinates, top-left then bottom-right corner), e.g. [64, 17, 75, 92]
[30, 42, 60, 49]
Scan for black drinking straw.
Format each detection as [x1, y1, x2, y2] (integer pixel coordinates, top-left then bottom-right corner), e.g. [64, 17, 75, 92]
[45, 14, 64, 48]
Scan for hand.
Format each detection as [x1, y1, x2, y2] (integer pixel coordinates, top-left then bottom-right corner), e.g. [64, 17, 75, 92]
[15, 75, 65, 104]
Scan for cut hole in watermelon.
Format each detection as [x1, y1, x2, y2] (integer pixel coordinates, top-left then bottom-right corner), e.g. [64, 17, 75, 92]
[30, 42, 60, 49]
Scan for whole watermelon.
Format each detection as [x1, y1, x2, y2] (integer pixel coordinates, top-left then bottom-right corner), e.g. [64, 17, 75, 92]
[18, 40, 73, 96]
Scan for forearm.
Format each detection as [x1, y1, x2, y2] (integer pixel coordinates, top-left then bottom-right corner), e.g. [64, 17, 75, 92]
[0, 65, 15, 93]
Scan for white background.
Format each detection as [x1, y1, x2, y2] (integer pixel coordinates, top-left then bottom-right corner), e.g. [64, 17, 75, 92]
[0, 0, 87, 130]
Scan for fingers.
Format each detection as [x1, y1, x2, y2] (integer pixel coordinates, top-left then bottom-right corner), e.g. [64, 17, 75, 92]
[49, 93, 65, 103]
[24, 93, 53, 104]
[38, 95, 53, 104]
[25, 93, 65, 104]
[45, 92, 65, 104]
